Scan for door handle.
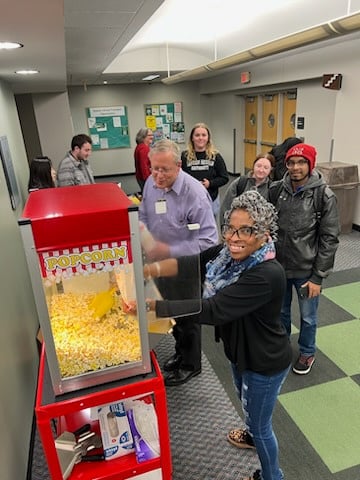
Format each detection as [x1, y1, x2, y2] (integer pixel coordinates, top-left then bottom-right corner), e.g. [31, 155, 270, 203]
[243, 139, 257, 144]
[260, 141, 276, 147]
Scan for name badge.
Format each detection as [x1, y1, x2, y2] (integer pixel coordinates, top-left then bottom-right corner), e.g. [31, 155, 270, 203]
[155, 199, 167, 214]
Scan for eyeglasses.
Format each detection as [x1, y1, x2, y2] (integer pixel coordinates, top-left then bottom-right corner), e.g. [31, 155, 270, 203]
[151, 166, 176, 174]
[221, 224, 257, 239]
[285, 159, 308, 168]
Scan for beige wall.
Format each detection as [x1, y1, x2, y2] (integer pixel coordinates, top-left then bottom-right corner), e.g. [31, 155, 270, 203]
[32, 91, 74, 170]
[68, 82, 202, 176]
[0, 80, 39, 480]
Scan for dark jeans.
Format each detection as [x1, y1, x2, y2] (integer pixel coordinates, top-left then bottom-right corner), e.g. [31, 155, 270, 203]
[281, 277, 319, 356]
[231, 364, 290, 480]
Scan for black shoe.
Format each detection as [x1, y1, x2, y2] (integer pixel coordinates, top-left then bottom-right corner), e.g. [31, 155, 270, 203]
[163, 354, 182, 372]
[292, 354, 315, 375]
[164, 368, 201, 386]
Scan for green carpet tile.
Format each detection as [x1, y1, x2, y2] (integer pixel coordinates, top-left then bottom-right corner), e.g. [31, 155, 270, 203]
[279, 377, 360, 473]
[316, 319, 360, 376]
[322, 281, 360, 318]
[279, 280, 360, 476]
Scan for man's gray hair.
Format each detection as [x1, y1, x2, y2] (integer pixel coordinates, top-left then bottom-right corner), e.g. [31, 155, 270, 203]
[224, 189, 279, 241]
[148, 139, 180, 164]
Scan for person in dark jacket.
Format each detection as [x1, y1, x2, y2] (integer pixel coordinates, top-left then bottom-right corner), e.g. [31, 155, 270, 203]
[269, 137, 302, 180]
[268, 143, 340, 375]
[220, 152, 274, 220]
[181, 122, 229, 216]
[144, 190, 292, 480]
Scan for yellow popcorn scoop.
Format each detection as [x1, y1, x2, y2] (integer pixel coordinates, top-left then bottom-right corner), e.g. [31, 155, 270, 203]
[90, 287, 117, 318]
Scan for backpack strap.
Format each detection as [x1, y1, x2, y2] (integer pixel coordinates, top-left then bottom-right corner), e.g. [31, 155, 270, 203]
[268, 180, 284, 205]
[235, 176, 249, 197]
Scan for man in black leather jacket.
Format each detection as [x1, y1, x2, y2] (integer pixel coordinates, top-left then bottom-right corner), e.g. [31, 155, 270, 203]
[269, 143, 340, 375]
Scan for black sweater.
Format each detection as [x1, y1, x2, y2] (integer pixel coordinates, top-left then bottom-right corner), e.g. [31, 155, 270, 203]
[156, 245, 292, 375]
[181, 151, 229, 201]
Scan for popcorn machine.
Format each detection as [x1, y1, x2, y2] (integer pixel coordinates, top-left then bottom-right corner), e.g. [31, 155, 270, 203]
[19, 183, 151, 395]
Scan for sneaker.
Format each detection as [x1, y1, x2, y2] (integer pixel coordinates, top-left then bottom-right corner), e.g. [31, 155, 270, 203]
[227, 428, 256, 449]
[243, 470, 262, 480]
[292, 354, 315, 374]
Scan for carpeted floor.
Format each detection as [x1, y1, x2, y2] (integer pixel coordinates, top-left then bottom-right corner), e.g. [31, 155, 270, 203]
[155, 337, 260, 480]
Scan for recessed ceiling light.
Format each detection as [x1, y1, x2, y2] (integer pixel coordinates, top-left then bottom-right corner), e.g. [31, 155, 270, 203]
[142, 74, 160, 81]
[103, 81, 108, 84]
[15, 69, 39, 75]
[0, 41, 23, 50]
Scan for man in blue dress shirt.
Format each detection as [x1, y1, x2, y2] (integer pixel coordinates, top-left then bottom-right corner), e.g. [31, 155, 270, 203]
[139, 139, 218, 386]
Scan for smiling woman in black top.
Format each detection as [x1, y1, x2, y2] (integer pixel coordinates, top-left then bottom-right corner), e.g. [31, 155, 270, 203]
[145, 190, 292, 480]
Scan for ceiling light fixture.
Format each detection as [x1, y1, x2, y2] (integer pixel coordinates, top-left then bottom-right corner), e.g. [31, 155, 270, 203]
[142, 74, 160, 81]
[162, 10, 360, 85]
[0, 41, 23, 50]
[15, 69, 39, 75]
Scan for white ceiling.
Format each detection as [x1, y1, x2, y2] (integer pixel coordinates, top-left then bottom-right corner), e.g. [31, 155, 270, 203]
[1, 0, 360, 94]
[0, 0, 164, 94]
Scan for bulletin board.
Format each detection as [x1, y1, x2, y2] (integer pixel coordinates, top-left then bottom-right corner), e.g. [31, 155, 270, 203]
[144, 102, 184, 143]
[86, 105, 130, 149]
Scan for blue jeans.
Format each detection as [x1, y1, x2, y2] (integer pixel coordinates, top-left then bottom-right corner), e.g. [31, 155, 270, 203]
[231, 364, 290, 480]
[281, 277, 319, 356]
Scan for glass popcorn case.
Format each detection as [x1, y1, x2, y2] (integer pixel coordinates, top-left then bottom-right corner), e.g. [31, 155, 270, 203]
[19, 183, 152, 395]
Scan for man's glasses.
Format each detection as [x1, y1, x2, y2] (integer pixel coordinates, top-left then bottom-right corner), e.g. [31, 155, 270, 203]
[151, 166, 176, 174]
[221, 224, 257, 239]
[285, 159, 308, 168]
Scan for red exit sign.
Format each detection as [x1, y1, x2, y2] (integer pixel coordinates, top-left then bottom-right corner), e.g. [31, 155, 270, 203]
[240, 71, 251, 84]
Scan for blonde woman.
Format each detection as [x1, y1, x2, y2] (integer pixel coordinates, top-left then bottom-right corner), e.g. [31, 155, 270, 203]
[181, 123, 229, 216]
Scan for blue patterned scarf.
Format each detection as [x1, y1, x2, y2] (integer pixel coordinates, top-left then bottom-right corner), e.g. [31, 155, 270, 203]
[203, 240, 276, 299]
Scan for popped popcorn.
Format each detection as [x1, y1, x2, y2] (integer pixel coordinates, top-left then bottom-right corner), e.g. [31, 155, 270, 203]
[48, 292, 141, 378]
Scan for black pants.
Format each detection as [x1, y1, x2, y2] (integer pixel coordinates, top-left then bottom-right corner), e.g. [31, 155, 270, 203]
[156, 276, 201, 371]
[172, 314, 201, 371]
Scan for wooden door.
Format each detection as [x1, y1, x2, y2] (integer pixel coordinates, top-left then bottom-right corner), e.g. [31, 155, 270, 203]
[260, 94, 278, 153]
[243, 96, 258, 171]
[282, 91, 297, 140]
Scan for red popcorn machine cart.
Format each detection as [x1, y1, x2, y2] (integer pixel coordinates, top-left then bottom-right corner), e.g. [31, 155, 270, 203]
[19, 184, 172, 480]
